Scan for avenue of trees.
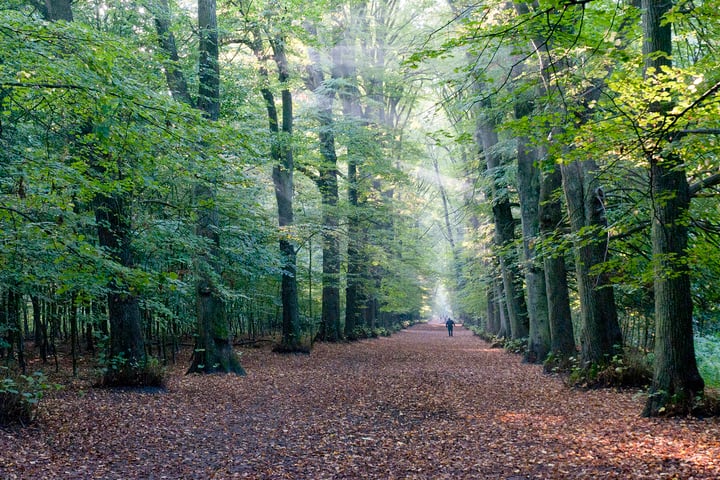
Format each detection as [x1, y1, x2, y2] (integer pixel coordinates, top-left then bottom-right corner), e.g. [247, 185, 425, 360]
[1, 0, 720, 420]
[428, 0, 720, 416]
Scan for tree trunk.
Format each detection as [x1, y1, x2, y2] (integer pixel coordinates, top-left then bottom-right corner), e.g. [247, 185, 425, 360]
[304, 42, 341, 342]
[494, 280, 510, 338]
[561, 160, 622, 365]
[95, 193, 147, 383]
[187, 180, 244, 373]
[486, 289, 499, 335]
[317, 131, 341, 343]
[196, 0, 219, 121]
[345, 156, 362, 339]
[643, 153, 704, 415]
[641, 0, 703, 416]
[253, 35, 303, 352]
[539, 165, 576, 356]
[70, 293, 78, 377]
[151, 0, 194, 107]
[31, 295, 42, 353]
[517, 134, 551, 362]
[44, 0, 72, 21]
[8, 289, 25, 374]
[335, 39, 365, 340]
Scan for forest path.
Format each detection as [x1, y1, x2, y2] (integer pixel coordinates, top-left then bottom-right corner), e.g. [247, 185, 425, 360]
[2, 323, 720, 479]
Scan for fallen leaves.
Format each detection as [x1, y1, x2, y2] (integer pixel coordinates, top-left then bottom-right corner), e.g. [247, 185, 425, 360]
[1, 323, 719, 479]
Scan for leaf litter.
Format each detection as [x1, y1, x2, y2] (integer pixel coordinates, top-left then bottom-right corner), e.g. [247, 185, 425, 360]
[1, 323, 719, 479]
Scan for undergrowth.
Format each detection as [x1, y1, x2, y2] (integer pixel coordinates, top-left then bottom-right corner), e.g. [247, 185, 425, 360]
[1, 368, 60, 426]
[96, 354, 166, 388]
[561, 349, 652, 389]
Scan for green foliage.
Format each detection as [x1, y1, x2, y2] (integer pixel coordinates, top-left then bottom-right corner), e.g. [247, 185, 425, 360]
[542, 351, 577, 375]
[347, 325, 394, 341]
[696, 334, 720, 389]
[0, 368, 60, 426]
[566, 350, 651, 389]
[503, 337, 528, 356]
[0, 4, 285, 351]
[466, 325, 502, 345]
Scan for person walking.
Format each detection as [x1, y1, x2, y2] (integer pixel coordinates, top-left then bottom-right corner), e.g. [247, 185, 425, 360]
[445, 317, 455, 337]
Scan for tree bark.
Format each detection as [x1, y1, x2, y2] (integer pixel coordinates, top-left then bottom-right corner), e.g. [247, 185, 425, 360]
[95, 192, 147, 382]
[334, 36, 366, 340]
[345, 154, 362, 339]
[517, 135, 550, 362]
[269, 38, 303, 352]
[494, 279, 510, 338]
[44, 0, 72, 21]
[151, 0, 194, 107]
[304, 41, 341, 342]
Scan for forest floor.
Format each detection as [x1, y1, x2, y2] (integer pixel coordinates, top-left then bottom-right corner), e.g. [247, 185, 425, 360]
[2, 323, 720, 479]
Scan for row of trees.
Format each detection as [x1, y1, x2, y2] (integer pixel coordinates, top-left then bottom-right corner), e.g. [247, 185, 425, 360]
[428, 0, 720, 415]
[1, 0, 442, 389]
[3, 0, 720, 420]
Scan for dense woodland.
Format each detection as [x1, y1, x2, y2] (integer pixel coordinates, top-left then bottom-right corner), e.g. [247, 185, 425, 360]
[1, 0, 720, 426]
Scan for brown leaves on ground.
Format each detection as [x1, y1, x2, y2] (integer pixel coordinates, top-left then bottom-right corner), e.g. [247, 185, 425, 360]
[2, 323, 719, 479]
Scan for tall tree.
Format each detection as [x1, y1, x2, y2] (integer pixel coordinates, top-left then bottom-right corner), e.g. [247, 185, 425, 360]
[329, 4, 367, 339]
[538, 163, 575, 358]
[270, 31, 302, 352]
[475, 100, 529, 340]
[151, 0, 244, 373]
[188, 0, 244, 373]
[510, 0, 620, 365]
[641, 0, 704, 416]
[238, 5, 304, 351]
[43, 0, 148, 385]
[302, 28, 342, 342]
[561, 157, 623, 365]
[516, 127, 551, 362]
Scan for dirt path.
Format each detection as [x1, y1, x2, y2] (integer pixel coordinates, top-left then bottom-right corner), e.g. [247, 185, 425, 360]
[2, 323, 719, 479]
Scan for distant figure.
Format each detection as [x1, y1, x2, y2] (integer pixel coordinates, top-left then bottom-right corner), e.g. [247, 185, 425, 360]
[445, 318, 455, 337]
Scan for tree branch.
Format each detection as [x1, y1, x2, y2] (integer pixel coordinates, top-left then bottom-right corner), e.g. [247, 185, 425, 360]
[689, 173, 720, 197]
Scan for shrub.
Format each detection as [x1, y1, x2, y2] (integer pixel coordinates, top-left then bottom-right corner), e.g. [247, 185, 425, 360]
[503, 337, 528, 355]
[0, 369, 58, 427]
[98, 354, 166, 388]
[374, 327, 390, 337]
[543, 351, 577, 374]
[566, 349, 651, 389]
[349, 325, 372, 340]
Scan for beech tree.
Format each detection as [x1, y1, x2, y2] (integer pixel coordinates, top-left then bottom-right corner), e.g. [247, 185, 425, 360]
[234, 0, 304, 352]
[187, 0, 245, 373]
[640, 0, 705, 416]
[151, 0, 245, 373]
[302, 28, 342, 342]
[42, 0, 149, 385]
